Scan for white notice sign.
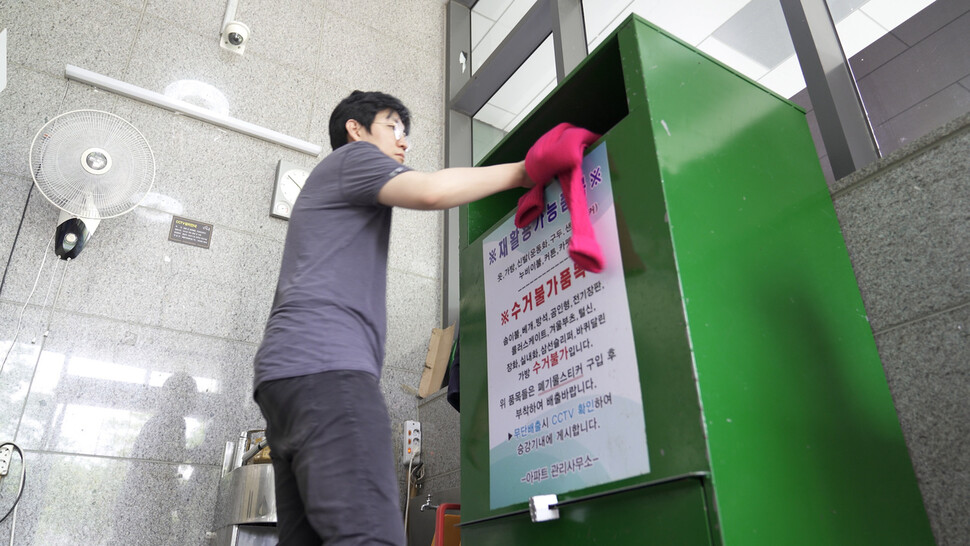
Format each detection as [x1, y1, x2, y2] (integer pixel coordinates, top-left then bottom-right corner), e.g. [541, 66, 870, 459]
[483, 142, 649, 509]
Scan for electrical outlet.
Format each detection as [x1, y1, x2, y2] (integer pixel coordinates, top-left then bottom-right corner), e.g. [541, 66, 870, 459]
[402, 420, 421, 465]
[0, 444, 12, 477]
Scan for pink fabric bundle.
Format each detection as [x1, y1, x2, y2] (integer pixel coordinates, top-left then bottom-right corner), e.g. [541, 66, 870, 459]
[516, 123, 604, 272]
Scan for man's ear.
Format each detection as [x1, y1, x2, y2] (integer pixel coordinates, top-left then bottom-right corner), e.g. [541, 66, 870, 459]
[345, 119, 364, 142]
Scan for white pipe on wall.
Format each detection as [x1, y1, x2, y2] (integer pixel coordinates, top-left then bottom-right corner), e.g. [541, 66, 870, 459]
[64, 64, 323, 156]
[1, 29, 7, 94]
[221, 0, 240, 34]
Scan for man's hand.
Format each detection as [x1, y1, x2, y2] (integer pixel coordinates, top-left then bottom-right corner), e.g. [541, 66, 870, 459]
[516, 160, 536, 190]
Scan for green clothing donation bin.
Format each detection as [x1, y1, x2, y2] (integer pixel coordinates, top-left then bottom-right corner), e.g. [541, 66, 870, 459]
[457, 14, 933, 546]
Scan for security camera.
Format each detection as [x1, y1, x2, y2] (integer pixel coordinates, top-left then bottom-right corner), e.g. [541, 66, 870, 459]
[221, 21, 250, 54]
[227, 30, 245, 46]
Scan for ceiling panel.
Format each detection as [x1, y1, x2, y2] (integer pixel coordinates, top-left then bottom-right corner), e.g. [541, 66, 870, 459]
[485, 35, 556, 115]
[626, 0, 752, 45]
[757, 55, 806, 99]
[473, 0, 517, 21]
[836, 9, 889, 57]
[475, 102, 517, 129]
[711, 0, 794, 70]
[698, 35, 770, 81]
[860, 0, 936, 31]
[472, 0, 539, 73]
[467, 0, 940, 136]
[827, 0, 872, 21]
[472, 10, 490, 49]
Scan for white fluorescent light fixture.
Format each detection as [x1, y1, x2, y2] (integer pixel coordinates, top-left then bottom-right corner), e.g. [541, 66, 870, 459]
[65, 64, 323, 156]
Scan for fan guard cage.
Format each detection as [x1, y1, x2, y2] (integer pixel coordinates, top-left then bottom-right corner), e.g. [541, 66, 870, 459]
[29, 109, 156, 219]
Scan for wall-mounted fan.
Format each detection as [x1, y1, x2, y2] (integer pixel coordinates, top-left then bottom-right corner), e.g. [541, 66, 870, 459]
[29, 109, 155, 259]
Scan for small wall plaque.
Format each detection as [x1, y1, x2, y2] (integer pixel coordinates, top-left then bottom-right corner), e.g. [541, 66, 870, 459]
[168, 216, 213, 249]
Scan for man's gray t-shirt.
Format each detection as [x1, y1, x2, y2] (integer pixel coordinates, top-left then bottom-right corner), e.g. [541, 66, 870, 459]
[253, 141, 410, 392]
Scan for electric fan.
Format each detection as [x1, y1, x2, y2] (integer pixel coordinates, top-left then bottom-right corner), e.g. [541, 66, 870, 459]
[29, 109, 156, 260]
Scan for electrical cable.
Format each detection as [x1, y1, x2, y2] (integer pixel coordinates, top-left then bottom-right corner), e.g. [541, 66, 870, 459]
[0, 232, 56, 376]
[0, 442, 27, 524]
[38, 250, 62, 310]
[404, 452, 415, 536]
[0, 184, 34, 300]
[44, 257, 71, 336]
[0, 242, 62, 540]
[9, 504, 16, 546]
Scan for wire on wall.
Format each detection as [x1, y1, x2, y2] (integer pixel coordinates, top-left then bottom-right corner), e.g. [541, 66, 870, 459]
[0, 232, 56, 375]
[0, 233, 72, 541]
[0, 188, 33, 301]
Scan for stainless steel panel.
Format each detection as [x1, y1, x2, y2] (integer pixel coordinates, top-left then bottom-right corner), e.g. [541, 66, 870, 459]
[213, 463, 277, 528]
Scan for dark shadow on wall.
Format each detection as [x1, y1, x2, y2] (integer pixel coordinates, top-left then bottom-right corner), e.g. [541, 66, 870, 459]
[111, 371, 200, 545]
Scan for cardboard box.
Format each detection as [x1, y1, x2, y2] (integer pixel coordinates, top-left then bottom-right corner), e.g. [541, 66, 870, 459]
[418, 323, 455, 398]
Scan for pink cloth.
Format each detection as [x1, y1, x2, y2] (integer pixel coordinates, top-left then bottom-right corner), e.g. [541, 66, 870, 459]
[516, 123, 604, 272]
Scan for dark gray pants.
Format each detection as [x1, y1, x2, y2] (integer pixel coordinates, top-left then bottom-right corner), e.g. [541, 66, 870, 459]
[256, 370, 405, 545]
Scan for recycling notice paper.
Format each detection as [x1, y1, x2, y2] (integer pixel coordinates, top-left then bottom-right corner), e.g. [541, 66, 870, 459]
[482, 142, 650, 509]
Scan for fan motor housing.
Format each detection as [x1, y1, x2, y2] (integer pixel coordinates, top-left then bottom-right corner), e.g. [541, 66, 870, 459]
[54, 217, 90, 260]
[81, 147, 112, 175]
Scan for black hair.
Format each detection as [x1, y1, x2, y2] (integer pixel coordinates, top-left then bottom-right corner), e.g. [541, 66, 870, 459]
[328, 90, 411, 150]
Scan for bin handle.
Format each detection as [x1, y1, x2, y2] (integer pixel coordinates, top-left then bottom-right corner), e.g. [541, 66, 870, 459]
[435, 503, 461, 546]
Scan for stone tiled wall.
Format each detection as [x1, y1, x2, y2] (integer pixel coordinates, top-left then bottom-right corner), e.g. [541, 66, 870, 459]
[0, 1, 446, 543]
[416, 388, 461, 496]
[833, 112, 970, 546]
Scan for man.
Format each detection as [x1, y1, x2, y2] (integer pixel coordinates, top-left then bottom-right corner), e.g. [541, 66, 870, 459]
[253, 90, 533, 545]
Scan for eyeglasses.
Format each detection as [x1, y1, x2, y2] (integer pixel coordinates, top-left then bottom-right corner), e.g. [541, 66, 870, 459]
[375, 120, 408, 143]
